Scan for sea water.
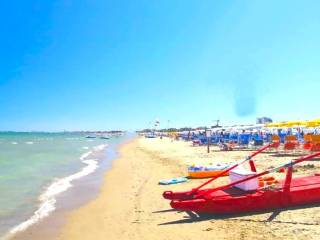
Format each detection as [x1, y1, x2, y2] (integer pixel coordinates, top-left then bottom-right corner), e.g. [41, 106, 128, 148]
[0, 132, 124, 239]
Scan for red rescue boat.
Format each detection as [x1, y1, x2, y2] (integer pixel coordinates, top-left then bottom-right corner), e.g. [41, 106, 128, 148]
[164, 151, 320, 214]
[163, 143, 274, 201]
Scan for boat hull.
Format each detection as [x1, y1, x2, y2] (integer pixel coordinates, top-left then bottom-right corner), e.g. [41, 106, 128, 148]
[170, 175, 320, 214]
[188, 170, 228, 179]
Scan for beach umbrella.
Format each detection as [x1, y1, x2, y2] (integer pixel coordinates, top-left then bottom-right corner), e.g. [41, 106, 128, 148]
[306, 119, 320, 127]
[310, 119, 320, 126]
[265, 122, 283, 128]
[305, 121, 316, 127]
[278, 122, 291, 127]
[266, 121, 307, 128]
[283, 120, 307, 127]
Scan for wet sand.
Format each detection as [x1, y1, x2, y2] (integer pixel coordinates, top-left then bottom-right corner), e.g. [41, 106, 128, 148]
[59, 137, 320, 240]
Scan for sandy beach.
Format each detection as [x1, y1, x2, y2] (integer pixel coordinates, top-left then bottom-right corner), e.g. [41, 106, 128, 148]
[3, 2, 320, 240]
[59, 137, 320, 240]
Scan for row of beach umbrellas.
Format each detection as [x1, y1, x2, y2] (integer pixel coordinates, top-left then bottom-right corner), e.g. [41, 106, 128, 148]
[265, 119, 320, 128]
[164, 119, 320, 136]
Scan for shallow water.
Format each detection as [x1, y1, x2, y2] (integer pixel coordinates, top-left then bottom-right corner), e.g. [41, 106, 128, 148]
[0, 132, 123, 239]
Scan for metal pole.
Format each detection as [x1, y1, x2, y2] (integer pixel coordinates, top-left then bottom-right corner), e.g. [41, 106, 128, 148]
[206, 128, 210, 153]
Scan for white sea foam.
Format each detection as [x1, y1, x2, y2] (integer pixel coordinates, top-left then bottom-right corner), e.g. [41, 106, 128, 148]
[93, 144, 108, 151]
[5, 143, 108, 239]
[25, 142, 34, 145]
[11, 142, 18, 145]
[80, 151, 93, 160]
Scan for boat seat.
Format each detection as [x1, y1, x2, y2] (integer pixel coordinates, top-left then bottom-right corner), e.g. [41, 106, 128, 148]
[207, 187, 254, 199]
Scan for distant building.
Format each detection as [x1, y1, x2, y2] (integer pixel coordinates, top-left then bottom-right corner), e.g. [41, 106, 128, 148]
[256, 117, 273, 124]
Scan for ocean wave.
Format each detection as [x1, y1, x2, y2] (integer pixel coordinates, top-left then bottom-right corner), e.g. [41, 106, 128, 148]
[93, 144, 108, 151]
[25, 142, 34, 145]
[11, 142, 18, 145]
[80, 150, 93, 160]
[5, 143, 108, 239]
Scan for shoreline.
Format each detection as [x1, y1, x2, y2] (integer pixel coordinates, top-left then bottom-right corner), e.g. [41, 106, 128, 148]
[9, 136, 132, 240]
[59, 137, 320, 240]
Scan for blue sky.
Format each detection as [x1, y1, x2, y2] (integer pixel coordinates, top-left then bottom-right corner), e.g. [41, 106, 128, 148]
[0, 0, 320, 131]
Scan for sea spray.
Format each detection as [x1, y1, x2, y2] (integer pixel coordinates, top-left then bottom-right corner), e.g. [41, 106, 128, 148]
[4, 144, 108, 239]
